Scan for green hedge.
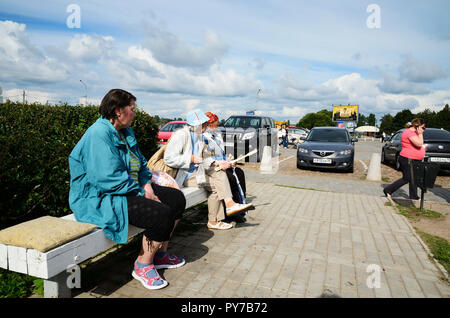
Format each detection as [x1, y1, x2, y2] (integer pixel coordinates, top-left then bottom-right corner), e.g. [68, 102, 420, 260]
[0, 102, 159, 229]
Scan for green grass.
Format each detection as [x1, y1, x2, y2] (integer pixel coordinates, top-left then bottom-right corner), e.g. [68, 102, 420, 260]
[395, 204, 443, 220]
[415, 229, 450, 277]
[0, 268, 43, 298]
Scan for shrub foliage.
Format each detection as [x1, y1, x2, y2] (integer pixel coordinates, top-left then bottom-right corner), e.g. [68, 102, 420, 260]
[0, 102, 158, 229]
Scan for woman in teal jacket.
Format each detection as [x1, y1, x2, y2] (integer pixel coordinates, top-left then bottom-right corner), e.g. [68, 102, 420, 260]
[69, 89, 186, 290]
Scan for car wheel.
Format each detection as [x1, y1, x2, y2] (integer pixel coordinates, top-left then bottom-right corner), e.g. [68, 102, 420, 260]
[297, 161, 303, 169]
[395, 154, 401, 171]
[381, 149, 386, 164]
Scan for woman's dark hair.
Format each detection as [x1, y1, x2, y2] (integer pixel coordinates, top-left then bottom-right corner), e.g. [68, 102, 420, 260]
[99, 89, 136, 119]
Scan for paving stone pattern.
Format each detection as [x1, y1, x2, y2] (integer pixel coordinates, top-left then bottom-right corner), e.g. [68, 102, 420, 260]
[77, 178, 450, 298]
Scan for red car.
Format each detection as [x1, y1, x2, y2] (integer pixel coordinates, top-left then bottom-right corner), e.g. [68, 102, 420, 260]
[157, 121, 187, 145]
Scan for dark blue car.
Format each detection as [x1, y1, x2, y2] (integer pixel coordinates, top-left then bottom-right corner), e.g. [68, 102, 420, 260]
[297, 127, 358, 172]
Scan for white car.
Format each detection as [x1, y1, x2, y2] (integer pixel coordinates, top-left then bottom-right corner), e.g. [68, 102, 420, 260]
[287, 128, 309, 145]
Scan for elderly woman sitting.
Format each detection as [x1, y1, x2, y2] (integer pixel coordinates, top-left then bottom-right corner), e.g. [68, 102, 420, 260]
[203, 112, 248, 222]
[164, 109, 252, 230]
[69, 89, 186, 291]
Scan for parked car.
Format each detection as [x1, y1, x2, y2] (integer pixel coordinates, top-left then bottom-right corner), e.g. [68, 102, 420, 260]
[157, 121, 187, 145]
[297, 127, 357, 172]
[381, 128, 450, 171]
[218, 115, 278, 162]
[287, 128, 309, 146]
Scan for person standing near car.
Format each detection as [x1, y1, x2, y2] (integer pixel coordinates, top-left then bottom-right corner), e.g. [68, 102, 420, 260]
[279, 124, 288, 149]
[383, 118, 426, 201]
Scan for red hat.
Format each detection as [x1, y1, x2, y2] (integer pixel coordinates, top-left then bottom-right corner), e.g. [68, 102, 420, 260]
[205, 112, 219, 124]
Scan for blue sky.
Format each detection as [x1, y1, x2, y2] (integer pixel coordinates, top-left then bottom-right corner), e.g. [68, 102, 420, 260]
[1, 0, 450, 124]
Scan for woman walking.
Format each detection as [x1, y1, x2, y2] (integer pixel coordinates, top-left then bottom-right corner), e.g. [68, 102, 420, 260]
[383, 118, 426, 201]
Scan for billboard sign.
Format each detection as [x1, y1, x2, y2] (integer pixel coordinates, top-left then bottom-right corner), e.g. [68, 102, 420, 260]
[332, 105, 358, 121]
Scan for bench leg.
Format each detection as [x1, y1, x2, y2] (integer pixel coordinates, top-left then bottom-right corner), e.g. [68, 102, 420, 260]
[44, 271, 72, 298]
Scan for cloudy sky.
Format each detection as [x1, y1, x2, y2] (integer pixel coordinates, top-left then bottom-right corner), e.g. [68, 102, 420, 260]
[1, 0, 449, 124]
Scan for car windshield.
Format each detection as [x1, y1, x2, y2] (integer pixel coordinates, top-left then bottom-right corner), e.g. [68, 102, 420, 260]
[223, 117, 261, 128]
[289, 129, 306, 134]
[307, 129, 349, 142]
[424, 129, 450, 140]
[160, 123, 186, 132]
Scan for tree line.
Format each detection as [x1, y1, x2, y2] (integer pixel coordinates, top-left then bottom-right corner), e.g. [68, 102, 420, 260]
[295, 104, 450, 133]
[379, 104, 450, 134]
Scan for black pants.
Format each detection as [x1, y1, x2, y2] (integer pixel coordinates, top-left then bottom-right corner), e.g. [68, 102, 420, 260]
[384, 155, 420, 200]
[225, 167, 246, 204]
[127, 183, 186, 242]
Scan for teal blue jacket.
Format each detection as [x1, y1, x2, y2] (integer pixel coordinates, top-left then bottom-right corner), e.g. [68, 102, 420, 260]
[68, 117, 152, 244]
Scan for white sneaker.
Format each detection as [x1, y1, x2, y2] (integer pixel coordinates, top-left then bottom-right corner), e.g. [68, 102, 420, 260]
[226, 203, 253, 216]
[207, 221, 233, 230]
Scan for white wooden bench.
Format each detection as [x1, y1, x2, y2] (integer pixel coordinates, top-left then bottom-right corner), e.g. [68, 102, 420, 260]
[0, 186, 208, 298]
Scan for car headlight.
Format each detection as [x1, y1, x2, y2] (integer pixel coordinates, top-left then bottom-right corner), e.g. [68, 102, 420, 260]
[242, 132, 255, 140]
[298, 147, 309, 153]
[339, 149, 352, 155]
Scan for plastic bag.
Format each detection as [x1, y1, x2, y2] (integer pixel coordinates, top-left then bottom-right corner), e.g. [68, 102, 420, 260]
[150, 170, 181, 189]
[196, 164, 207, 186]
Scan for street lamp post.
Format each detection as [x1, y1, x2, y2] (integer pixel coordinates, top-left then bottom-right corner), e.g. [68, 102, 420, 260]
[79, 80, 87, 105]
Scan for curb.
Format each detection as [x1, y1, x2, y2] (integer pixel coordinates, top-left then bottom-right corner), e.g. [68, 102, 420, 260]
[386, 196, 449, 281]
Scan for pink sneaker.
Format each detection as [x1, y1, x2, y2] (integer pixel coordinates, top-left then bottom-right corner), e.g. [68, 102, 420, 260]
[132, 261, 168, 290]
[154, 252, 186, 269]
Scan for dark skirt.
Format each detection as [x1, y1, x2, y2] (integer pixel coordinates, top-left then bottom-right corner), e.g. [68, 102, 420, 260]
[127, 183, 186, 242]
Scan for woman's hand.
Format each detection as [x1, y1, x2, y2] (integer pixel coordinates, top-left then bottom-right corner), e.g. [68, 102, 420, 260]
[216, 160, 231, 170]
[416, 126, 425, 135]
[191, 155, 203, 164]
[143, 183, 161, 203]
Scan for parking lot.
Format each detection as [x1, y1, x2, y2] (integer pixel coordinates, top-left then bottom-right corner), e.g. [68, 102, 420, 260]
[242, 139, 450, 189]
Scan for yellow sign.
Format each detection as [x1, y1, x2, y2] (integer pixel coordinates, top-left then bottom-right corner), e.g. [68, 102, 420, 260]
[332, 105, 358, 121]
[275, 120, 289, 129]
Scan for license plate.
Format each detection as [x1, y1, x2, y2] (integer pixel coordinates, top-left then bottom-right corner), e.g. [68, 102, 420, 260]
[223, 142, 234, 147]
[429, 157, 450, 163]
[313, 158, 332, 164]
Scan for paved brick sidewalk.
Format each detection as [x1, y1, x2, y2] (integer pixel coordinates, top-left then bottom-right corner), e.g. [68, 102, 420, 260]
[76, 181, 449, 298]
[245, 169, 450, 204]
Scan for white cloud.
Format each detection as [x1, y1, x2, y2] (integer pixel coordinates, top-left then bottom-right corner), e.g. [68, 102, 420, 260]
[143, 25, 228, 69]
[0, 20, 67, 83]
[376, 70, 429, 95]
[67, 34, 114, 63]
[181, 99, 200, 113]
[398, 55, 447, 83]
[108, 45, 260, 97]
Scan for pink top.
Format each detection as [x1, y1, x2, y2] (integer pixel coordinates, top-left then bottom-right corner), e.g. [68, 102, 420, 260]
[399, 128, 425, 160]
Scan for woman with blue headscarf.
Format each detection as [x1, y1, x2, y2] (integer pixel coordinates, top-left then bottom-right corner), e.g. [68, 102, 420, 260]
[164, 109, 252, 230]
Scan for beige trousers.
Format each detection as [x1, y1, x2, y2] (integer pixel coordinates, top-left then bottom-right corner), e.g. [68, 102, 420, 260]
[184, 167, 233, 222]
